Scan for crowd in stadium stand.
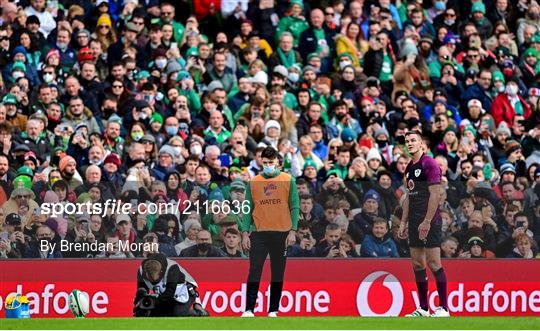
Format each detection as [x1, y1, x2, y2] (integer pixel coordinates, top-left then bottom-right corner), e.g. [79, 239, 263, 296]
[0, 0, 539, 259]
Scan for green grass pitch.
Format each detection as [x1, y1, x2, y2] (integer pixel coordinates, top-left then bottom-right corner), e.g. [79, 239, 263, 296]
[0, 317, 539, 330]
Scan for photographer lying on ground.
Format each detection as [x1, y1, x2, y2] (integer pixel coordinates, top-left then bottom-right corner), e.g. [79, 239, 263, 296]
[134, 253, 209, 317]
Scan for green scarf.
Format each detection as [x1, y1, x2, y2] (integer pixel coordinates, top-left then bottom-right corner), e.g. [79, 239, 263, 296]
[277, 47, 296, 69]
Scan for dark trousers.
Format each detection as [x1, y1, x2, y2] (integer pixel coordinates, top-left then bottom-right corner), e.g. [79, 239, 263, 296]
[134, 295, 197, 317]
[245, 231, 288, 312]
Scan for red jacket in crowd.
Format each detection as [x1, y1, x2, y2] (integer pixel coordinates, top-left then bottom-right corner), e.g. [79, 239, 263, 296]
[490, 92, 532, 126]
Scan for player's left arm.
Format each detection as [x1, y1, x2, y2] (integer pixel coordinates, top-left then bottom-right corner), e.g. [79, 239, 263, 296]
[424, 157, 442, 224]
[288, 176, 300, 231]
[424, 184, 441, 223]
[287, 176, 300, 246]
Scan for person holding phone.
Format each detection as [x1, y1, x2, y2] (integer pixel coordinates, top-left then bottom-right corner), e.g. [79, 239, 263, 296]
[1, 214, 26, 258]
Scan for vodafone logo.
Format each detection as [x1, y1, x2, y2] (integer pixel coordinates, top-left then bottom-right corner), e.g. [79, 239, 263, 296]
[356, 271, 404, 316]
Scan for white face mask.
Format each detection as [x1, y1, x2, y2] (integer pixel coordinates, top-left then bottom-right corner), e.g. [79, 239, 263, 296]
[12, 71, 24, 80]
[190, 145, 202, 155]
[339, 60, 352, 70]
[288, 72, 299, 83]
[57, 42, 68, 51]
[155, 58, 167, 69]
[43, 73, 54, 83]
[505, 84, 518, 96]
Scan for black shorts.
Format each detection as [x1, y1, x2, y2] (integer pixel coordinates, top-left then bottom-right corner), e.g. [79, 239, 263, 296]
[408, 219, 442, 248]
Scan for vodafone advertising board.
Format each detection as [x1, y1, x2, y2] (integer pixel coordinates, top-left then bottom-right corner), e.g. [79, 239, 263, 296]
[1, 259, 539, 317]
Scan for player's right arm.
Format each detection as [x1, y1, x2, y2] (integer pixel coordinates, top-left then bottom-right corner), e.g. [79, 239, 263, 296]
[398, 193, 409, 239]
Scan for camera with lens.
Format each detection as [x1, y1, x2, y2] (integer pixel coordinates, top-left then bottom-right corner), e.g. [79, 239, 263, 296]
[135, 288, 157, 312]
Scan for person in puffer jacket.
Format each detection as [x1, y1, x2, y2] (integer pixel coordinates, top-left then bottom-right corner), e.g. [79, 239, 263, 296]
[360, 217, 399, 257]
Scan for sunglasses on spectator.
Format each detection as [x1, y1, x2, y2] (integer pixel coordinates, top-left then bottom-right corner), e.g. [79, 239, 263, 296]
[98, 25, 110, 29]
[16, 194, 31, 199]
[445, 12, 456, 17]
[325, 11, 334, 16]
[112, 84, 123, 88]
[0, 37, 9, 41]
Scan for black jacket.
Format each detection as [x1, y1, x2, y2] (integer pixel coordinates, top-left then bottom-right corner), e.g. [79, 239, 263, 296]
[363, 49, 384, 78]
[297, 27, 335, 62]
[135, 253, 186, 306]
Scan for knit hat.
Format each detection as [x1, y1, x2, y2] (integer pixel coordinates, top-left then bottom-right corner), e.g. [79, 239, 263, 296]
[467, 236, 485, 249]
[165, 60, 182, 76]
[473, 181, 492, 198]
[471, 1, 486, 14]
[307, 53, 321, 61]
[207, 80, 224, 93]
[462, 125, 477, 138]
[11, 175, 35, 199]
[44, 218, 59, 234]
[303, 159, 317, 171]
[366, 148, 382, 162]
[96, 14, 112, 28]
[273, 65, 288, 78]
[104, 153, 121, 167]
[59, 156, 76, 172]
[250, 71, 268, 85]
[159, 145, 177, 158]
[467, 99, 482, 109]
[264, 120, 281, 136]
[43, 190, 59, 204]
[495, 122, 511, 136]
[11, 60, 26, 73]
[183, 219, 201, 233]
[12, 46, 27, 57]
[150, 112, 163, 125]
[492, 71, 505, 83]
[230, 179, 246, 192]
[340, 128, 357, 143]
[208, 189, 224, 201]
[504, 140, 521, 157]
[444, 126, 459, 137]
[500, 163, 516, 175]
[524, 47, 539, 59]
[399, 38, 418, 59]
[302, 65, 317, 74]
[363, 189, 381, 204]
[5, 213, 22, 225]
[289, 0, 304, 9]
[176, 70, 190, 82]
[2, 93, 17, 105]
[77, 29, 90, 38]
[374, 128, 390, 139]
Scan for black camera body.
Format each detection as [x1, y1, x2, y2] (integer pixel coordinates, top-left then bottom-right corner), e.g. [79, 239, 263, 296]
[139, 294, 156, 310]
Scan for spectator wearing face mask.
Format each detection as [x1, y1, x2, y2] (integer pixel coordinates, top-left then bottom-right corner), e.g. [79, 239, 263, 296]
[491, 76, 532, 126]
